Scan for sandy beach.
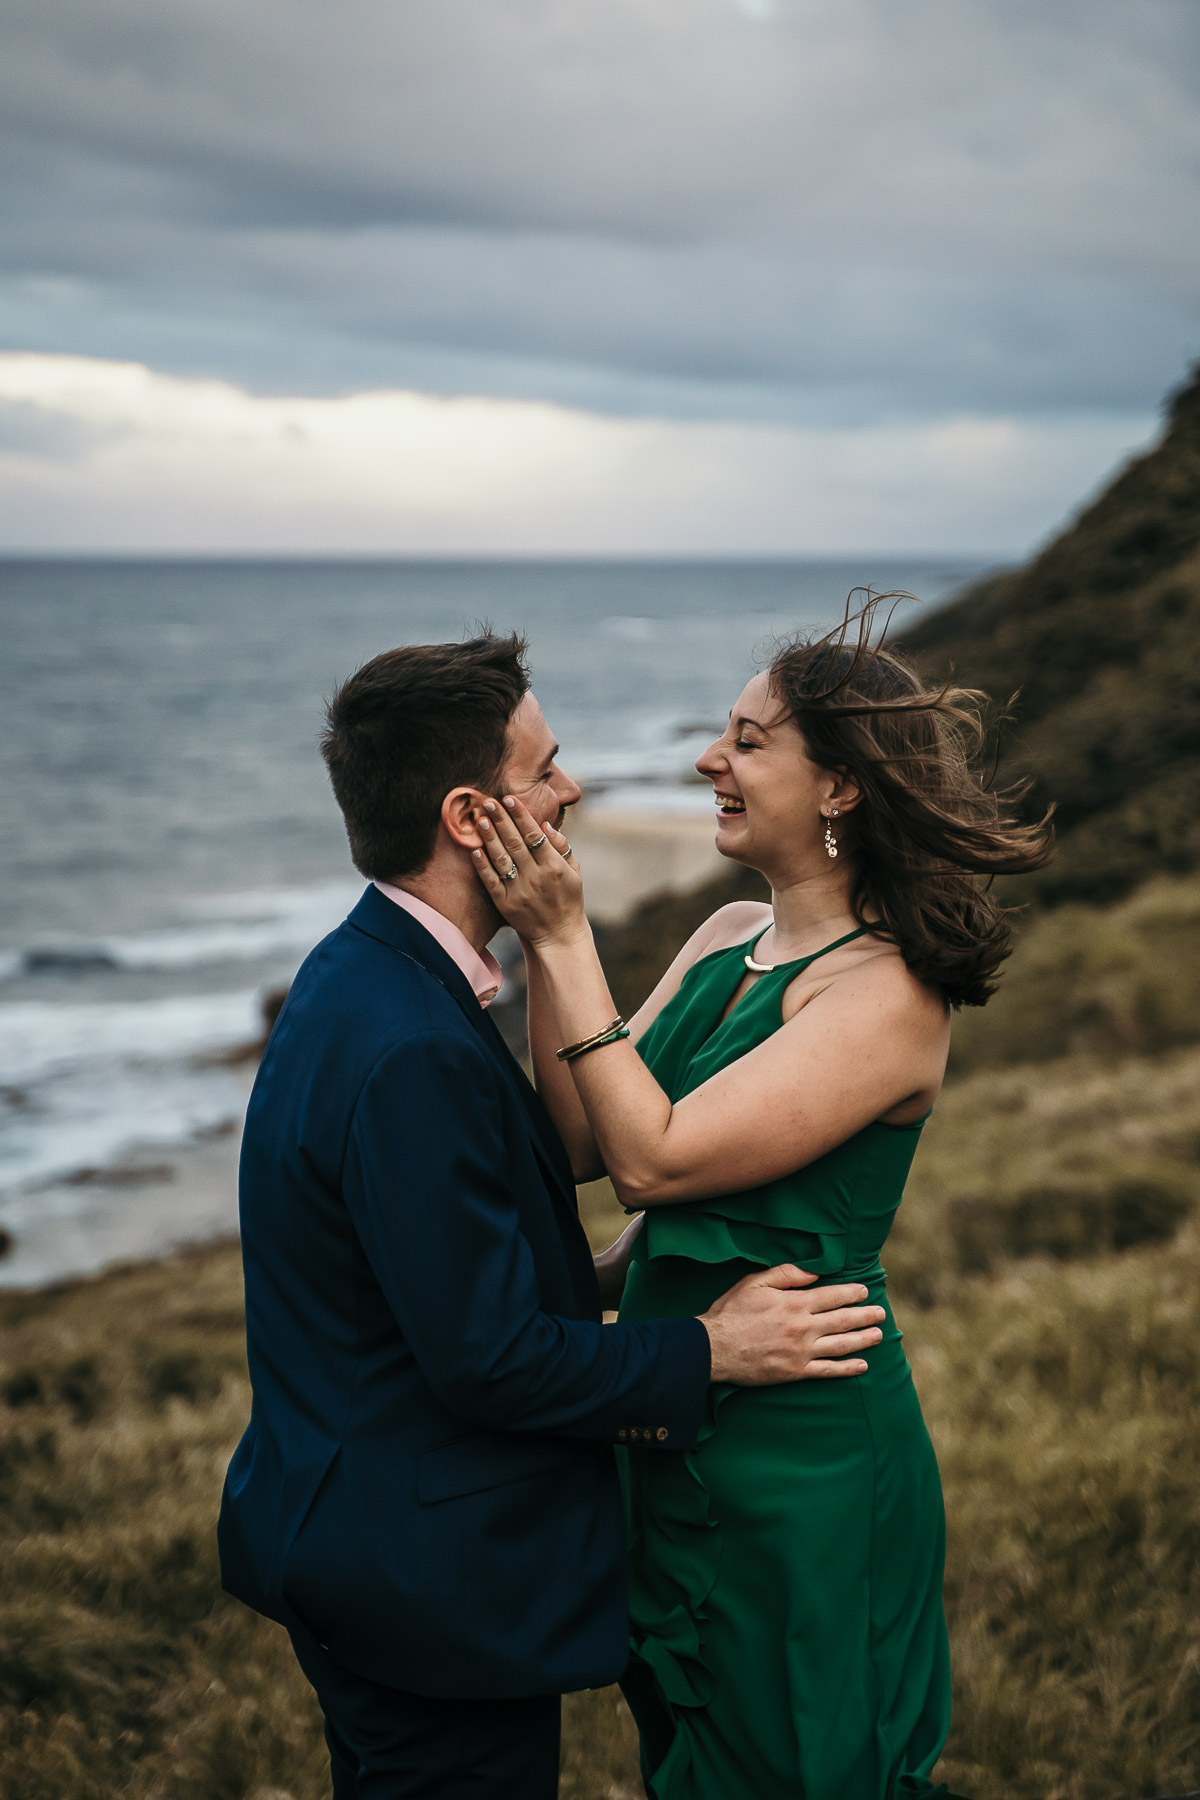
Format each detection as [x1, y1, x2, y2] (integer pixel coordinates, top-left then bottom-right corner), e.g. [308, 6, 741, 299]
[567, 797, 725, 923]
[0, 1074, 252, 1291]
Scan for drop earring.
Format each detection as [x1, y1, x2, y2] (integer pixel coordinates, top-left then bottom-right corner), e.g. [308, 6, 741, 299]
[823, 807, 839, 859]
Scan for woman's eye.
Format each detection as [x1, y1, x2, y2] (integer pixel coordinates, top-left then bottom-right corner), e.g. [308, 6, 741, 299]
[735, 739, 756, 751]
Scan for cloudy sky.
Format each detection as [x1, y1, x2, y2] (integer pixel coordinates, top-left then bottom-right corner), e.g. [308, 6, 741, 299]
[1, 0, 1197, 553]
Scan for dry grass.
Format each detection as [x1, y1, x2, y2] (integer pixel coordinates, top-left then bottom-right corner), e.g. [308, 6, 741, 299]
[0, 1246, 649, 1800]
[910, 1224, 1200, 1800]
[949, 874, 1200, 1074]
[2, 1043, 1199, 1798]
[889, 1040, 1200, 1308]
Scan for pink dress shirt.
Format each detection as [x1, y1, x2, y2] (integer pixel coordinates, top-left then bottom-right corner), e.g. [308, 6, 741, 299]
[373, 881, 503, 1008]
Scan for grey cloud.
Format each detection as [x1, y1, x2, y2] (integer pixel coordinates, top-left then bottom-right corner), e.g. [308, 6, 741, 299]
[0, 0, 1196, 423]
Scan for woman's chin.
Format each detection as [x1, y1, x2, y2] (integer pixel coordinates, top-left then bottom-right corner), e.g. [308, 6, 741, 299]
[714, 814, 752, 859]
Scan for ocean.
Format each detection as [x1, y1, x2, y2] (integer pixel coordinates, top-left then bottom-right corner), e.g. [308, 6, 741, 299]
[0, 556, 987, 1283]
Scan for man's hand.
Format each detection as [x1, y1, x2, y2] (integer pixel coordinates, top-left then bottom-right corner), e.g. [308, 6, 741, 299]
[700, 1264, 884, 1384]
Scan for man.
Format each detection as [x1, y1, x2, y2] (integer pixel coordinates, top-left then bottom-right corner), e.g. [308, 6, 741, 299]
[218, 632, 883, 1799]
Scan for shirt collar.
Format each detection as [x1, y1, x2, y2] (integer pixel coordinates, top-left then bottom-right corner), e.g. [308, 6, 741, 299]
[372, 881, 503, 1008]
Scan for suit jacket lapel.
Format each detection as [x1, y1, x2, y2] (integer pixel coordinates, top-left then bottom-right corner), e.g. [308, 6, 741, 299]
[346, 887, 578, 1208]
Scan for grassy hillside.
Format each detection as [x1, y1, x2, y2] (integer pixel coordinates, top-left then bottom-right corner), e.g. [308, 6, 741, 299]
[2, 1066, 1197, 1800]
[900, 364, 1200, 905]
[946, 871, 1200, 1074]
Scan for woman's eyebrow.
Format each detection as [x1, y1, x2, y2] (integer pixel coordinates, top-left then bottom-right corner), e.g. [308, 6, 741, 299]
[734, 715, 767, 732]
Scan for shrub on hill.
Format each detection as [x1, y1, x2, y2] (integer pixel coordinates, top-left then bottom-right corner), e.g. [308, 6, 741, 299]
[948, 873, 1200, 1072]
[901, 365, 1200, 905]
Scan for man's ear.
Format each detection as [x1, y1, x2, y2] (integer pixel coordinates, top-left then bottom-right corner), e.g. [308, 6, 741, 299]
[441, 786, 487, 850]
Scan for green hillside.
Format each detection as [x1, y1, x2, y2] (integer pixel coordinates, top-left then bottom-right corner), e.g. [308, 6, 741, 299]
[901, 365, 1200, 905]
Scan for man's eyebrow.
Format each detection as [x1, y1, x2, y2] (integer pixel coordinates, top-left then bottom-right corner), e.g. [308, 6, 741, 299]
[546, 743, 560, 763]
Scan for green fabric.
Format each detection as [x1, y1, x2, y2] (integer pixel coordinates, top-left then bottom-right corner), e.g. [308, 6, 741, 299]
[618, 932, 966, 1800]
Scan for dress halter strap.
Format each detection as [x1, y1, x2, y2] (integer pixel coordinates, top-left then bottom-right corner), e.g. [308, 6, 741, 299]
[744, 924, 869, 974]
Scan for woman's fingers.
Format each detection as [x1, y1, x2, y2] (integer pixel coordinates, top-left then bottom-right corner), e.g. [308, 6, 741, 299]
[475, 821, 514, 881]
[469, 792, 585, 937]
[542, 821, 578, 866]
[481, 798, 524, 852]
[500, 795, 557, 858]
[471, 843, 508, 896]
[492, 796, 535, 855]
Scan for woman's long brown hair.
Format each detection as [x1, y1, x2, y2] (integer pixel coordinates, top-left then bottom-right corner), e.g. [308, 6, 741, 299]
[768, 594, 1054, 1008]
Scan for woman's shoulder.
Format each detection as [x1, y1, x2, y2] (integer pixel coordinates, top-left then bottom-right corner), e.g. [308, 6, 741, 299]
[657, 899, 771, 983]
[697, 900, 774, 958]
[794, 933, 949, 1038]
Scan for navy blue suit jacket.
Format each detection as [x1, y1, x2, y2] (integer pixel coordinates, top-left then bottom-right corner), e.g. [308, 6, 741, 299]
[218, 885, 711, 1698]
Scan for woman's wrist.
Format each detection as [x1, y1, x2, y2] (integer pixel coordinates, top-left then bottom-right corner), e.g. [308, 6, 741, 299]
[525, 921, 595, 958]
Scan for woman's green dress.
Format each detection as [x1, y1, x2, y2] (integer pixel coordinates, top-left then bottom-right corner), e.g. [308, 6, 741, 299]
[618, 930, 960, 1800]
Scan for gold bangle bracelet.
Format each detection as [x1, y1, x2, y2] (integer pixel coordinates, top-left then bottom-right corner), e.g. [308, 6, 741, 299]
[559, 1025, 631, 1063]
[556, 1017, 626, 1062]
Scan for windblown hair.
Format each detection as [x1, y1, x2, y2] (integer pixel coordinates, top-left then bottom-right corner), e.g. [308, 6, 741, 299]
[321, 631, 530, 879]
[768, 595, 1053, 1007]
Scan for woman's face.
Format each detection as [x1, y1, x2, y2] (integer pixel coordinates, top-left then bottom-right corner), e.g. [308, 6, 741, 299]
[695, 672, 842, 876]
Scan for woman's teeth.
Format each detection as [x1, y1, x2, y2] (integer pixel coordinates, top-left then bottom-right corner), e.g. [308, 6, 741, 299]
[716, 795, 745, 815]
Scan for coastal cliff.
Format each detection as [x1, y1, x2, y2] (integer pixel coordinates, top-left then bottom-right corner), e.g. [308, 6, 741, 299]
[901, 364, 1200, 904]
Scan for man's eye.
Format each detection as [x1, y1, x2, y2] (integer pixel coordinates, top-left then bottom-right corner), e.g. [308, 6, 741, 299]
[735, 739, 756, 751]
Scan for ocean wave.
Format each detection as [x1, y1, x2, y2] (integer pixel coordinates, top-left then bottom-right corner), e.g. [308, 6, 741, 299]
[0, 991, 263, 1088]
[0, 989, 261, 1209]
[569, 715, 724, 789]
[0, 878, 363, 983]
[0, 1059, 247, 1216]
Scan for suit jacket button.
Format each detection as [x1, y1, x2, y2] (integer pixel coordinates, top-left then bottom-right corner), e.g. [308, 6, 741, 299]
[656, 1427, 669, 1441]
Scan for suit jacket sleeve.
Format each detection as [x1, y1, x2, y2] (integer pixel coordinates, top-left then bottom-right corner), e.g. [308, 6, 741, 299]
[343, 1028, 711, 1448]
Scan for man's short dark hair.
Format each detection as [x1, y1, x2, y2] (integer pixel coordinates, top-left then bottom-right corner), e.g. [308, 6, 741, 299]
[321, 632, 530, 879]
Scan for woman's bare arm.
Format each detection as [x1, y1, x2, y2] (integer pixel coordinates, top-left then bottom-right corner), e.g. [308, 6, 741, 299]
[524, 946, 604, 1180]
[474, 799, 947, 1209]
[524, 892, 772, 1183]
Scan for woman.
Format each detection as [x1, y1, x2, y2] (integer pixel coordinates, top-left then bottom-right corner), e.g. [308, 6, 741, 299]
[471, 611, 1051, 1800]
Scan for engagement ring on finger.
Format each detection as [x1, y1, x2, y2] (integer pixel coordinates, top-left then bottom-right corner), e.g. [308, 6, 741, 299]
[501, 864, 519, 882]
[528, 833, 547, 850]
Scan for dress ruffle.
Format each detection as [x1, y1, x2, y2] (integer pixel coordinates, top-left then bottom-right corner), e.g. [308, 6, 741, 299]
[625, 1385, 730, 1710]
[632, 1129, 876, 1272]
[632, 1124, 921, 1275]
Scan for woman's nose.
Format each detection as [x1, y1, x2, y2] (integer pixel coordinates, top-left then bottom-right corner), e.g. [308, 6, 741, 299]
[695, 740, 725, 779]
